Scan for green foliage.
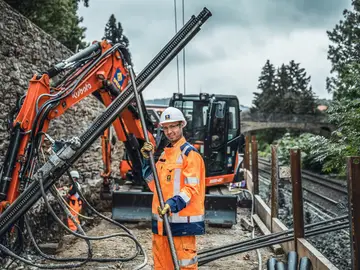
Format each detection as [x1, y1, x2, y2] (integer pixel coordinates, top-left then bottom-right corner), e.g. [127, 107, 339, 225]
[326, 1, 360, 99]
[324, 1, 360, 174]
[103, 14, 132, 65]
[261, 133, 346, 175]
[4, 0, 89, 51]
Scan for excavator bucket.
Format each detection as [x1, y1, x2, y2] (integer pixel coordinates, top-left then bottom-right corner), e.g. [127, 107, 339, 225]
[112, 190, 153, 222]
[112, 190, 238, 227]
[205, 194, 238, 228]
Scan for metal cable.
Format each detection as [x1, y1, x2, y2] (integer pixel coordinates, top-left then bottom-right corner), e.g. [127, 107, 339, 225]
[174, 0, 180, 93]
[182, 0, 186, 94]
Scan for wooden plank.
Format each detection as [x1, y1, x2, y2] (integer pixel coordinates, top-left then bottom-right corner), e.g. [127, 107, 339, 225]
[252, 214, 283, 255]
[240, 217, 254, 231]
[297, 238, 339, 270]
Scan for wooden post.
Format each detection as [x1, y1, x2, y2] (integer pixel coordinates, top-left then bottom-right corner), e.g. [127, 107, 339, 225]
[290, 149, 304, 252]
[245, 135, 250, 171]
[270, 145, 279, 232]
[347, 157, 360, 270]
[251, 135, 259, 195]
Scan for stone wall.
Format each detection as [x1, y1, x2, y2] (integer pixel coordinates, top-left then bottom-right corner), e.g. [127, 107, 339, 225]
[0, 0, 123, 191]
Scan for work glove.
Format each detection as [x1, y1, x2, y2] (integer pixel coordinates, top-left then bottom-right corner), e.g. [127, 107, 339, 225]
[157, 203, 171, 217]
[140, 142, 154, 159]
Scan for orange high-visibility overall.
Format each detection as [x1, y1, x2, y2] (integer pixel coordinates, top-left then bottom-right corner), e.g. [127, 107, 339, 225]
[67, 193, 82, 232]
[143, 137, 206, 269]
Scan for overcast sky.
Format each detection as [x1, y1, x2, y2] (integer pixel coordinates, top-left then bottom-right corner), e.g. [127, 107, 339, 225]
[78, 0, 350, 107]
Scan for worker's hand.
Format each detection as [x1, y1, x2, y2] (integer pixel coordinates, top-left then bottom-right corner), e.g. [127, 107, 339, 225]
[140, 142, 154, 159]
[157, 203, 171, 217]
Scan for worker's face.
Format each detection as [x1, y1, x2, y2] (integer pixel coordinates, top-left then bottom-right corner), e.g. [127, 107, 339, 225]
[162, 121, 183, 143]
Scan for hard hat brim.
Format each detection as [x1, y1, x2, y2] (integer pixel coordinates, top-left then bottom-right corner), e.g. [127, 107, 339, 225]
[160, 119, 187, 127]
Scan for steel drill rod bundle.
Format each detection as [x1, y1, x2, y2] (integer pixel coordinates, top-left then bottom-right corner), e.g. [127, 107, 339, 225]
[199, 220, 348, 265]
[198, 215, 348, 260]
[199, 214, 346, 256]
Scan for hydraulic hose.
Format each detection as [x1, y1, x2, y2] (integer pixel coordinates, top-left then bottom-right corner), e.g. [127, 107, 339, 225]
[24, 215, 93, 268]
[0, 173, 148, 269]
[38, 176, 147, 266]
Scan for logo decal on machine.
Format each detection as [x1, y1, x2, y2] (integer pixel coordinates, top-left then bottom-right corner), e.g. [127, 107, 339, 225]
[209, 178, 224, 184]
[113, 68, 125, 89]
[72, 83, 92, 99]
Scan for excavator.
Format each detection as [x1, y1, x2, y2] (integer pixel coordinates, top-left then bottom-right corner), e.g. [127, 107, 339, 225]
[112, 92, 242, 227]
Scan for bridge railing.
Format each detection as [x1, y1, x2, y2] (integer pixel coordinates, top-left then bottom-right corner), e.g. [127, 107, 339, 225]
[240, 112, 329, 123]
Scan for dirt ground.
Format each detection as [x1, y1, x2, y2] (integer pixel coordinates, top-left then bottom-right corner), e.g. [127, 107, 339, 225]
[54, 207, 284, 270]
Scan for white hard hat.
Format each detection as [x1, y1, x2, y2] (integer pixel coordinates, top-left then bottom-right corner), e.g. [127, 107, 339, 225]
[70, 170, 80, 179]
[160, 107, 187, 127]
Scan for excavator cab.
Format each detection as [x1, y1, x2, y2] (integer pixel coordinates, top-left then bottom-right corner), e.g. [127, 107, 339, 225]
[170, 93, 241, 183]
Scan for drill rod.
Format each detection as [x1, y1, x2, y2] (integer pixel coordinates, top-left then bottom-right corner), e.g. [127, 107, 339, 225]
[128, 66, 180, 269]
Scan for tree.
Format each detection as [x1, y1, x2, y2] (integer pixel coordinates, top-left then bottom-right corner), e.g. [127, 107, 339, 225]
[287, 60, 316, 114]
[320, 0, 360, 174]
[103, 14, 132, 65]
[4, 0, 89, 51]
[252, 60, 277, 113]
[274, 64, 293, 113]
[327, 0, 360, 99]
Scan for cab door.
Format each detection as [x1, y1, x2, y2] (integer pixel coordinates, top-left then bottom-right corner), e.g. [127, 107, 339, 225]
[205, 100, 229, 177]
[205, 98, 240, 178]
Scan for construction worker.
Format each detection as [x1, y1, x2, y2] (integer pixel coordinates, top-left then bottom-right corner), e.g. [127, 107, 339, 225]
[140, 107, 206, 270]
[67, 170, 83, 232]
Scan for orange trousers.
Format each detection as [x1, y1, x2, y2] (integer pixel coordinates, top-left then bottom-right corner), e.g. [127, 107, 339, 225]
[67, 196, 82, 232]
[152, 234, 198, 269]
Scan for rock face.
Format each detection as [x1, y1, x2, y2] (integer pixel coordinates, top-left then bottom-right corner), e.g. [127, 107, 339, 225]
[0, 0, 124, 242]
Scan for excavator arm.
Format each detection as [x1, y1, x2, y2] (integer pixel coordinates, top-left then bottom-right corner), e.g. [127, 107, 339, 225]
[0, 7, 212, 241]
[0, 39, 155, 213]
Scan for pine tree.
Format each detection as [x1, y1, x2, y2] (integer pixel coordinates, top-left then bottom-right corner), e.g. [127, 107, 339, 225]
[287, 60, 316, 114]
[274, 64, 292, 113]
[103, 14, 132, 65]
[252, 60, 276, 113]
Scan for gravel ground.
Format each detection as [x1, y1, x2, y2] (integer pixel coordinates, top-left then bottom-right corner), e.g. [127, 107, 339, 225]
[3, 207, 283, 270]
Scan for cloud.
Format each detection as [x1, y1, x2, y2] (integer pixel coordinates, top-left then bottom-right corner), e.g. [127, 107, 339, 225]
[77, 0, 350, 106]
